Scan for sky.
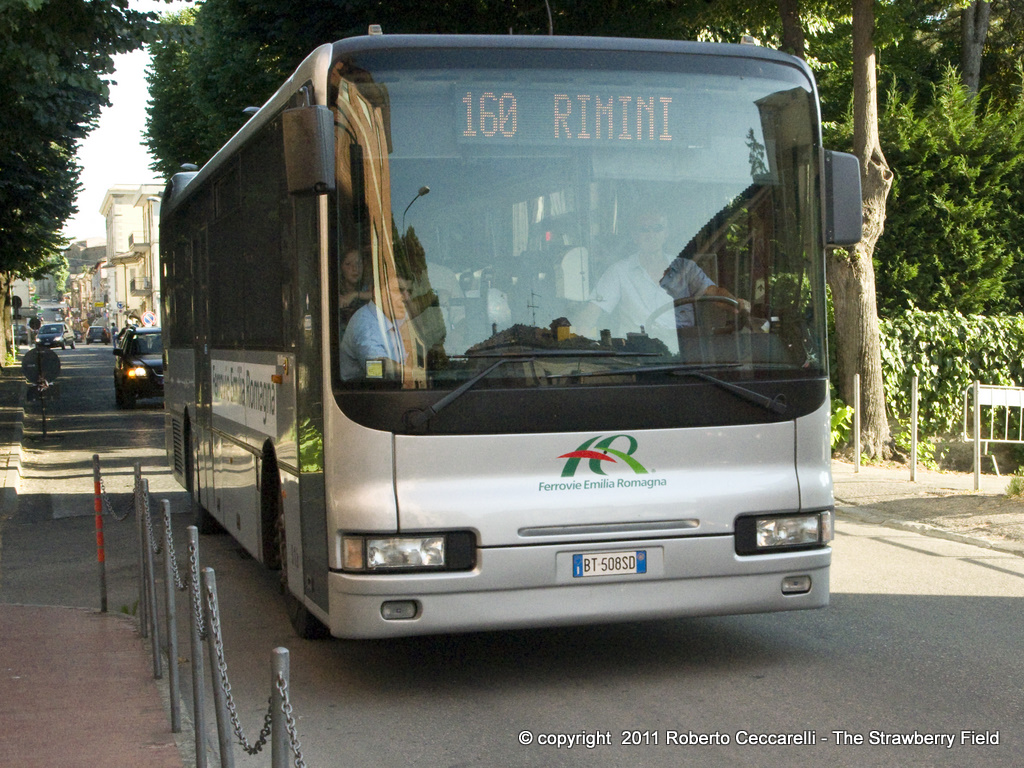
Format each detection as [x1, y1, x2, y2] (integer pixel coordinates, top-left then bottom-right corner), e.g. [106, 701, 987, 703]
[62, 0, 194, 242]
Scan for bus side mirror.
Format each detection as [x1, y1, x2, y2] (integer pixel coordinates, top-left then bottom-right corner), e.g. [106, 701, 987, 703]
[283, 105, 336, 196]
[824, 150, 863, 247]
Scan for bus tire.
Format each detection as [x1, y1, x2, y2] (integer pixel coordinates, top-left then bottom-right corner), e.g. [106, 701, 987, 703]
[186, 414, 218, 534]
[260, 445, 282, 570]
[277, 503, 329, 640]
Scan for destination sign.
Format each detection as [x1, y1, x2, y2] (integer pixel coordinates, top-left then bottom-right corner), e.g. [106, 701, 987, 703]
[458, 88, 676, 145]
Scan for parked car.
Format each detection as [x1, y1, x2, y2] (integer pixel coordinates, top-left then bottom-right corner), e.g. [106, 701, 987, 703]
[113, 326, 163, 408]
[86, 325, 111, 344]
[35, 322, 75, 349]
[13, 323, 28, 345]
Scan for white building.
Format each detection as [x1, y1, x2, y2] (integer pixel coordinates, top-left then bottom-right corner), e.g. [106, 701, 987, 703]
[100, 184, 164, 330]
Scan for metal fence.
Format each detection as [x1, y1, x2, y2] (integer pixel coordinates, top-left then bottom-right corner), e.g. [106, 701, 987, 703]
[845, 375, 1023, 490]
[962, 381, 1024, 490]
[94, 455, 308, 768]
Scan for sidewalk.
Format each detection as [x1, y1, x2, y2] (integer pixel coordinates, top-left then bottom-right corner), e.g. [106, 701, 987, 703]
[832, 457, 1024, 556]
[0, 368, 186, 768]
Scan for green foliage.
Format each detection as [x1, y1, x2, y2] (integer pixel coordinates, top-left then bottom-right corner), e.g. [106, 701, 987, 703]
[0, 0, 153, 271]
[830, 390, 853, 450]
[874, 68, 1024, 315]
[1006, 473, 1024, 500]
[879, 309, 1024, 435]
[891, 420, 940, 470]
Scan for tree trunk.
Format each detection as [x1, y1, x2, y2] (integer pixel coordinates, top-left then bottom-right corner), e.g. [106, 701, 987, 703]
[777, 0, 805, 59]
[961, 1, 991, 96]
[827, 0, 893, 458]
[0, 273, 13, 369]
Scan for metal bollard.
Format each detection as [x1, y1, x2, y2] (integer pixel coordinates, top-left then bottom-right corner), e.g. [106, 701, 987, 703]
[973, 380, 981, 491]
[910, 375, 919, 482]
[92, 455, 107, 613]
[271, 648, 289, 768]
[202, 568, 235, 768]
[853, 373, 861, 473]
[141, 479, 162, 680]
[135, 463, 148, 636]
[162, 500, 181, 733]
[188, 526, 208, 768]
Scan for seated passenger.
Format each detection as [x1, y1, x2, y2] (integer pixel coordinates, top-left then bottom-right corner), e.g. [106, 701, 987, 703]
[338, 277, 414, 381]
[338, 249, 372, 325]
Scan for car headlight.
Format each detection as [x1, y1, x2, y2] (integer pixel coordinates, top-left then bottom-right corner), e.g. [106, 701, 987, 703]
[734, 510, 833, 555]
[341, 531, 476, 572]
[126, 365, 148, 378]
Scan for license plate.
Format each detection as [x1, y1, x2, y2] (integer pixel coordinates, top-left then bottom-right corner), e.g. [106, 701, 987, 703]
[572, 550, 647, 578]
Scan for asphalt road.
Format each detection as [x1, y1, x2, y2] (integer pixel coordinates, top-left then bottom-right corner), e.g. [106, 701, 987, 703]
[2, 345, 1023, 767]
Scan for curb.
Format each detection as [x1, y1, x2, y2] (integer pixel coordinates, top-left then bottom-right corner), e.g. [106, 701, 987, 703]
[0, 369, 26, 520]
[836, 504, 1024, 558]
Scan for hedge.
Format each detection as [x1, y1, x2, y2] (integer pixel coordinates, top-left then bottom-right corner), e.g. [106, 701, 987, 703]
[877, 309, 1024, 435]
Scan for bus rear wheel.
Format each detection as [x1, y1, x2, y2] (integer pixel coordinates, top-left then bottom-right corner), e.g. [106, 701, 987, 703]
[186, 415, 218, 534]
[260, 449, 282, 570]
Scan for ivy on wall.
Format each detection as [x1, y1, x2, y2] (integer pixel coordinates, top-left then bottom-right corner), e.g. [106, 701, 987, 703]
[878, 309, 1024, 435]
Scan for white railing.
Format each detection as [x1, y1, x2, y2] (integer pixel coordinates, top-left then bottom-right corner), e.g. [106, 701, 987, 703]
[962, 381, 1024, 489]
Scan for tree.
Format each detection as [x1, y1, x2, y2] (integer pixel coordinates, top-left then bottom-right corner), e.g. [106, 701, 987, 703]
[961, 1, 992, 95]
[0, 0, 154, 363]
[875, 69, 1024, 314]
[826, 0, 892, 458]
[144, 8, 207, 178]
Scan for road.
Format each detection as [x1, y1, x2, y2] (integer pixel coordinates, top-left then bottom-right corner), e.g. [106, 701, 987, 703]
[2, 346, 1023, 767]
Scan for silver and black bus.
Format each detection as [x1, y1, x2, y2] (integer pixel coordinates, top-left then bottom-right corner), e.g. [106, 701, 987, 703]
[161, 31, 862, 638]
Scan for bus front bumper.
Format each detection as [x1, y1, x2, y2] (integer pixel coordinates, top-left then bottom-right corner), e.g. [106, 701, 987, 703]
[323, 534, 831, 639]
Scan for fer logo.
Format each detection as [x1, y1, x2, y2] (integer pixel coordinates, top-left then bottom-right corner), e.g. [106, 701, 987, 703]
[558, 434, 650, 477]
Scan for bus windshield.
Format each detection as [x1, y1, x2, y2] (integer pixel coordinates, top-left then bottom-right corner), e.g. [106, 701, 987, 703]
[329, 48, 825, 411]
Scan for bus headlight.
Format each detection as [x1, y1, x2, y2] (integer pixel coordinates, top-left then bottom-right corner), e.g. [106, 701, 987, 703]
[734, 510, 833, 555]
[341, 531, 476, 572]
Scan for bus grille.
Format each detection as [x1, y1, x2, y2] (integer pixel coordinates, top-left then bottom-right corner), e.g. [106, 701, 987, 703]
[171, 417, 184, 477]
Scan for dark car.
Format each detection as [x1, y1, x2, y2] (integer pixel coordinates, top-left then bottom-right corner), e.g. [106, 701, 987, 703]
[86, 325, 111, 344]
[113, 327, 163, 407]
[36, 322, 75, 349]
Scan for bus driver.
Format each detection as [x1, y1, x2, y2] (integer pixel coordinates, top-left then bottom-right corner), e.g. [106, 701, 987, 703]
[580, 212, 748, 342]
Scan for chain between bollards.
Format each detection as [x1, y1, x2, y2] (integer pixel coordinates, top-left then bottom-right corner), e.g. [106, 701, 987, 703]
[161, 499, 181, 734]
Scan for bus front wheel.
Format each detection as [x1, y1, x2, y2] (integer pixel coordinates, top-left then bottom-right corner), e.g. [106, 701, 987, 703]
[274, 496, 329, 639]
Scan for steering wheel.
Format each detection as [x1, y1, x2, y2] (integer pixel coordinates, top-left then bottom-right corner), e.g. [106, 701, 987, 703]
[645, 294, 742, 332]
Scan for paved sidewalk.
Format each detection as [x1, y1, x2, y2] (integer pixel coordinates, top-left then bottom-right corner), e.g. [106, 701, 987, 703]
[833, 457, 1024, 556]
[0, 368, 186, 767]
[0, 605, 182, 768]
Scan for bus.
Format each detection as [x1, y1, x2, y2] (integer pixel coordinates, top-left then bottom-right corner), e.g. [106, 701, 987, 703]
[161, 31, 862, 639]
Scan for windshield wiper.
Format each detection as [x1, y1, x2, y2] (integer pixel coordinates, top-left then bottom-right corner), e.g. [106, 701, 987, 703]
[404, 349, 660, 429]
[550, 362, 788, 415]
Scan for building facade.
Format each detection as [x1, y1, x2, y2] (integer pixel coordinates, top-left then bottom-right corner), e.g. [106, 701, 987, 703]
[99, 184, 164, 330]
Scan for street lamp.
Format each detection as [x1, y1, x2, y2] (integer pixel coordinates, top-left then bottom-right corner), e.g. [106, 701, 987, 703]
[401, 186, 430, 230]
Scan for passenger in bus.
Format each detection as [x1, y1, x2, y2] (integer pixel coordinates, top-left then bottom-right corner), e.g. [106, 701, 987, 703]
[338, 249, 372, 325]
[338, 277, 415, 380]
[581, 213, 747, 340]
